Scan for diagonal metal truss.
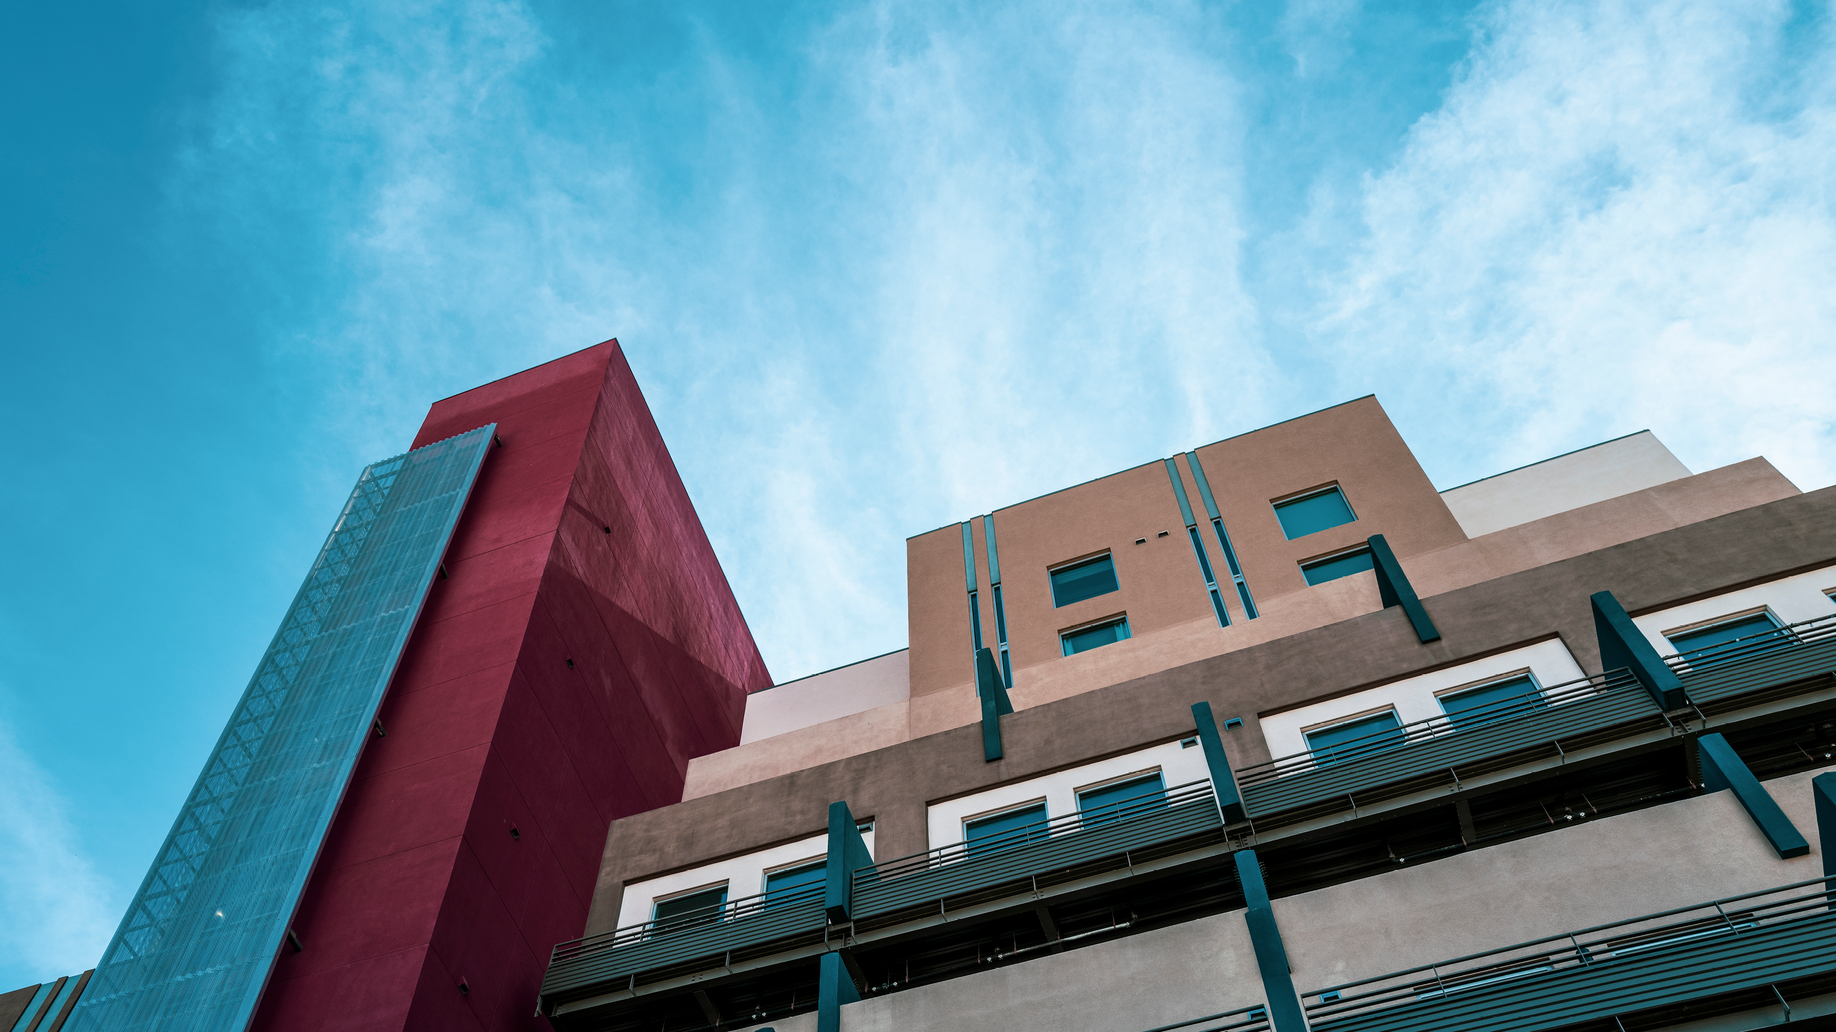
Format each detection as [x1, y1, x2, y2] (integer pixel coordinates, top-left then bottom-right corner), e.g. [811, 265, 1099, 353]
[69, 425, 496, 1032]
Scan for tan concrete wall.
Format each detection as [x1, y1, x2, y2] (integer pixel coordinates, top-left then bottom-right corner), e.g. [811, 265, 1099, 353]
[1278, 763, 1833, 992]
[679, 460, 1803, 799]
[1440, 430, 1692, 539]
[836, 909, 1265, 1032]
[905, 397, 1469, 701]
[740, 650, 910, 745]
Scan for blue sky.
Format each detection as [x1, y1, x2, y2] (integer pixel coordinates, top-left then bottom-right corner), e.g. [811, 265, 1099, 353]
[3, 0, 1834, 990]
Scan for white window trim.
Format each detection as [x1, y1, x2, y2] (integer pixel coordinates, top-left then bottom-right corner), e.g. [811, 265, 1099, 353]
[1434, 668, 1542, 709]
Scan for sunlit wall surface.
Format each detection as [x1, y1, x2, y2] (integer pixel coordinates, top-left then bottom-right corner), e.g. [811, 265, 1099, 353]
[68, 426, 496, 1032]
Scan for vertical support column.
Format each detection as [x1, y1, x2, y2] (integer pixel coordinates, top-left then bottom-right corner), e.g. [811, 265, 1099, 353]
[978, 647, 1011, 762]
[962, 521, 983, 655]
[1366, 535, 1439, 643]
[1192, 702, 1247, 824]
[825, 801, 871, 924]
[1236, 850, 1309, 1032]
[983, 514, 1014, 689]
[817, 951, 861, 1032]
[1815, 773, 1836, 908]
[1698, 734, 1809, 858]
[1591, 590, 1686, 709]
[1186, 450, 1259, 619]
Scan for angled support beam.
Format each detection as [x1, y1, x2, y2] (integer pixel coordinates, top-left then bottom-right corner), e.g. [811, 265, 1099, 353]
[977, 647, 1011, 762]
[825, 801, 871, 924]
[1367, 535, 1439, 643]
[1236, 850, 1309, 1032]
[817, 950, 861, 1032]
[1192, 702, 1247, 825]
[1698, 734, 1810, 859]
[1591, 590, 1685, 709]
[1818, 773, 1836, 880]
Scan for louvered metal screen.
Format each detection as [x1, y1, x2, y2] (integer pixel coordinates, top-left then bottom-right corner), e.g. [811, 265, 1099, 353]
[68, 426, 495, 1032]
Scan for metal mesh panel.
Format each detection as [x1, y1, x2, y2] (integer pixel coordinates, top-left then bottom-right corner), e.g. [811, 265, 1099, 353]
[68, 426, 496, 1032]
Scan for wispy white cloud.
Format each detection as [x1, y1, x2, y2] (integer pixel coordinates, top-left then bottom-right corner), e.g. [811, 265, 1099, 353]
[0, 719, 118, 981]
[1315, 0, 1836, 488]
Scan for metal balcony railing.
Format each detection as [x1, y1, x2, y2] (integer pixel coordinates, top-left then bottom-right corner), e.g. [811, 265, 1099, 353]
[1234, 669, 1664, 822]
[850, 780, 1224, 925]
[541, 881, 828, 1003]
[1303, 877, 1836, 1032]
[1126, 1004, 1271, 1032]
[1668, 612, 1836, 706]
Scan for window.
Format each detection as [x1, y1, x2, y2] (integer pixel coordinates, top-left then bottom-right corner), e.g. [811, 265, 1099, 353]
[1666, 612, 1789, 667]
[652, 884, 727, 930]
[1304, 710, 1404, 765]
[1439, 674, 1543, 728]
[965, 802, 1049, 857]
[1050, 554, 1119, 607]
[1077, 772, 1167, 827]
[1300, 547, 1373, 586]
[762, 860, 826, 908]
[1061, 615, 1131, 656]
[1273, 485, 1357, 540]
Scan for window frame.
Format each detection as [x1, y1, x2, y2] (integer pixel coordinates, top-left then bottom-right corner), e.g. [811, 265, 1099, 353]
[1435, 669, 1545, 729]
[1662, 607, 1790, 668]
[1059, 613, 1132, 656]
[1272, 483, 1359, 541]
[962, 798, 1051, 857]
[760, 857, 827, 909]
[650, 881, 730, 931]
[1048, 552, 1121, 608]
[1074, 768, 1168, 828]
[1302, 706, 1405, 766]
[1299, 545, 1374, 586]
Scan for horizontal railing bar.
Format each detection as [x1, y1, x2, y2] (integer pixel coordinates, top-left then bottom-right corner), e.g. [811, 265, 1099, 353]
[1237, 670, 1644, 782]
[550, 882, 826, 959]
[1662, 613, 1836, 671]
[861, 779, 1217, 877]
[1305, 876, 1836, 1000]
[1127, 1005, 1272, 1032]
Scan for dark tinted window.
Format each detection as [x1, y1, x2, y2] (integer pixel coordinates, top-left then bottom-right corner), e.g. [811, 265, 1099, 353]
[1274, 486, 1357, 540]
[653, 885, 727, 929]
[1061, 616, 1131, 656]
[1305, 711, 1404, 765]
[1667, 613, 1788, 667]
[1051, 555, 1119, 607]
[1301, 548, 1373, 586]
[763, 861, 826, 908]
[1440, 675, 1543, 728]
[1077, 773, 1167, 828]
[965, 803, 1049, 857]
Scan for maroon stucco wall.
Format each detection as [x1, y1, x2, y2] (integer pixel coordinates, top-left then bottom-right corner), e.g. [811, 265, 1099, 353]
[250, 341, 770, 1032]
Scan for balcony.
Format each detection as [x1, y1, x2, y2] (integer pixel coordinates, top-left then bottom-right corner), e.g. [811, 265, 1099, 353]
[539, 781, 1228, 1023]
[1234, 670, 1667, 828]
[1302, 878, 1836, 1032]
[539, 611, 1836, 1028]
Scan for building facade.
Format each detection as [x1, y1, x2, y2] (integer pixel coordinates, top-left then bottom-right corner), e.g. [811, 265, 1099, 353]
[540, 397, 1836, 1032]
[60, 342, 771, 1032]
[37, 348, 1836, 1032]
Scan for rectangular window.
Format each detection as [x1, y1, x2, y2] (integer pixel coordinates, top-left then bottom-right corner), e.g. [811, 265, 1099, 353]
[1301, 547, 1373, 586]
[1273, 485, 1357, 540]
[1077, 772, 1167, 828]
[1439, 674, 1543, 728]
[1666, 612, 1788, 667]
[1050, 554, 1119, 607]
[652, 884, 728, 930]
[965, 802, 1049, 857]
[762, 860, 826, 908]
[1061, 615, 1131, 656]
[1305, 710, 1404, 766]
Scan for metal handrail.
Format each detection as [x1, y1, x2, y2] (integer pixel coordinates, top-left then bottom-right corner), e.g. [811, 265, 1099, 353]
[1235, 669, 1644, 785]
[859, 779, 1218, 881]
[1302, 876, 1836, 1025]
[1125, 1003, 1272, 1032]
[1661, 612, 1836, 672]
[549, 880, 826, 964]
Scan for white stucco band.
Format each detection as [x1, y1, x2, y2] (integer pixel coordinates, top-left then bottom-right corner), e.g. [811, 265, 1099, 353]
[1257, 637, 1589, 761]
[1439, 430, 1692, 538]
[615, 827, 877, 930]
